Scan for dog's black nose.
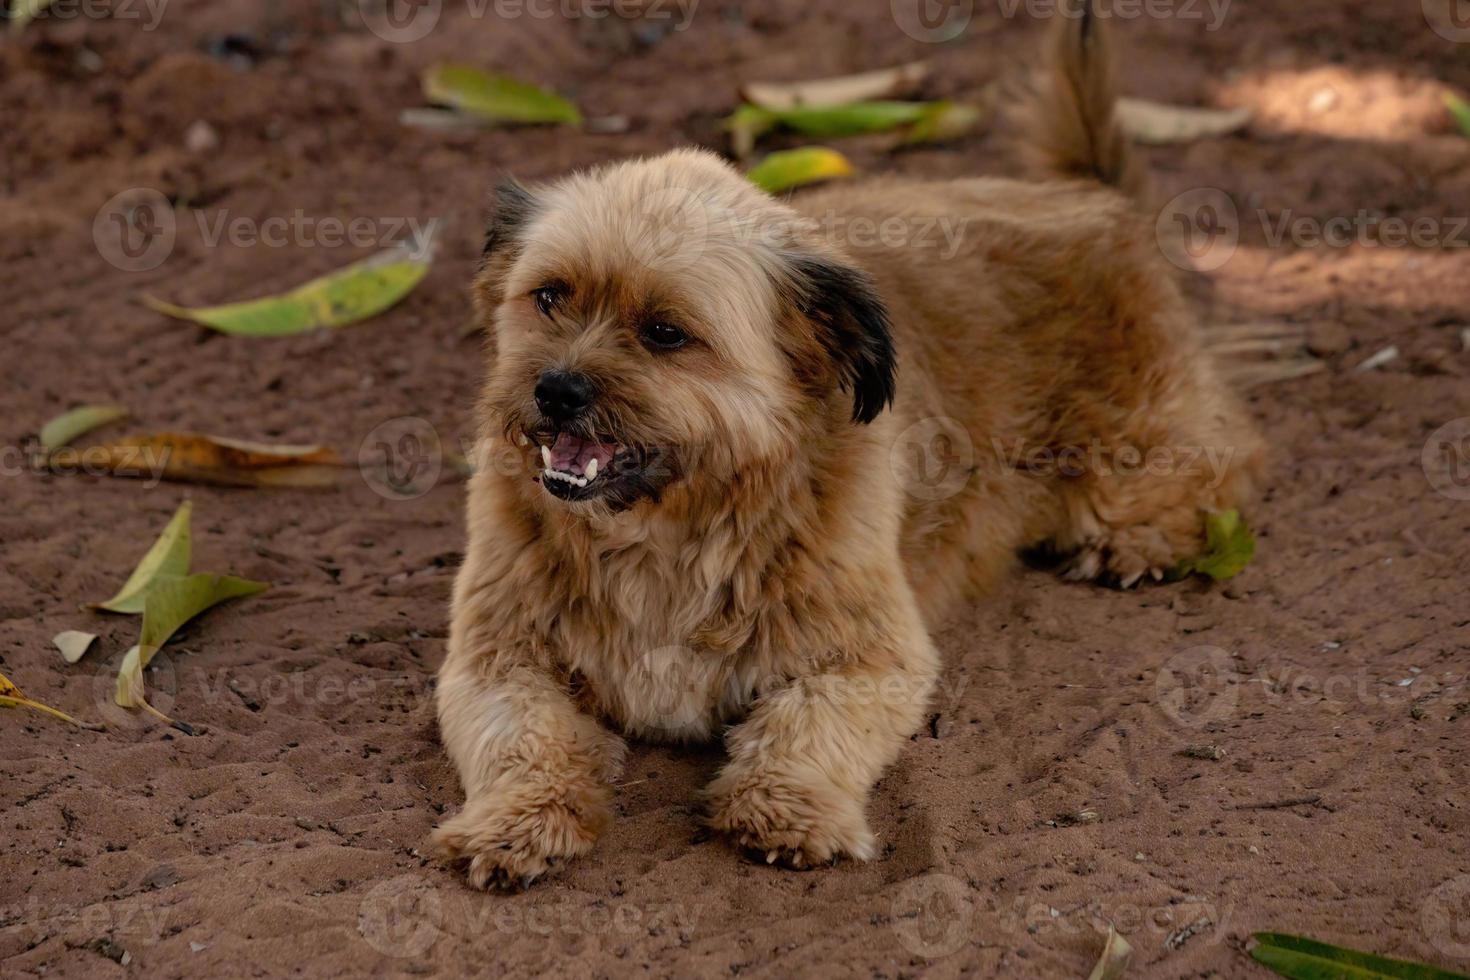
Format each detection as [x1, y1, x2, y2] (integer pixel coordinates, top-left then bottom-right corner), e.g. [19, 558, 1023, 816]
[534, 370, 595, 424]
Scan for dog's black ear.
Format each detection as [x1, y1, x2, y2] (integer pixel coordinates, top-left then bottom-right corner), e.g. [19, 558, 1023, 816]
[481, 178, 539, 260]
[785, 253, 897, 424]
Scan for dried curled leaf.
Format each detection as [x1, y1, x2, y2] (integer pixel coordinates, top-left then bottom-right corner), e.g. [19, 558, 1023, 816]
[1087, 926, 1133, 980]
[90, 501, 193, 614]
[144, 237, 435, 336]
[1175, 510, 1256, 582]
[740, 61, 930, 111]
[53, 631, 99, 665]
[1251, 932, 1466, 979]
[1117, 98, 1252, 144]
[81, 434, 345, 488]
[39, 405, 129, 452]
[1, 669, 102, 730]
[114, 573, 270, 712]
[423, 65, 582, 125]
[748, 148, 855, 193]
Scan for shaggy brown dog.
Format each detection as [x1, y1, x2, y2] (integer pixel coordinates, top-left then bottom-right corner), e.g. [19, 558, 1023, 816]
[432, 10, 1262, 888]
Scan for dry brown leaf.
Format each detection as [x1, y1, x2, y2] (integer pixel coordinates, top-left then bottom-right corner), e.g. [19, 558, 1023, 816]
[741, 61, 930, 111]
[80, 433, 345, 488]
[1117, 98, 1252, 144]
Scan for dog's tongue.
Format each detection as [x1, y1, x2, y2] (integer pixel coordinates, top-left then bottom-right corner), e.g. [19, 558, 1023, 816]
[549, 433, 615, 477]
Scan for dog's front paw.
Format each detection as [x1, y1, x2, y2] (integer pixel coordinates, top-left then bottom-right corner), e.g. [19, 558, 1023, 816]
[1064, 524, 1179, 589]
[431, 775, 610, 890]
[706, 770, 875, 870]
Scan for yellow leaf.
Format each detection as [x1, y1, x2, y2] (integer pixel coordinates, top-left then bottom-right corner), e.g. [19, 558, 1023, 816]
[0, 669, 103, 731]
[79, 434, 345, 489]
[143, 238, 434, 336]
[423, 65, 582, 125]
[741, 61, 930, 111]
[726, 101, 935, 156]
[1087, 926, 1134, 980]
[115, 573, 269, 711]
[90, 501, 193, 614]
[39, 405, 129, 452]
[748, 148, 856, 194]
[53, 631, 98, 664]
[901, 101, 985, 146]
[1117, 98, 1252, 144]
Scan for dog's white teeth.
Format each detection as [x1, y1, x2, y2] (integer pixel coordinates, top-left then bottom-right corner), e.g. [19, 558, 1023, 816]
[541, 446, 552, 468]
[585, 458, 598, 481]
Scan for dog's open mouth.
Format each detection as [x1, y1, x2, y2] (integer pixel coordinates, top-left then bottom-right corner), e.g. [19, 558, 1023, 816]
[537, 432, 624, 501]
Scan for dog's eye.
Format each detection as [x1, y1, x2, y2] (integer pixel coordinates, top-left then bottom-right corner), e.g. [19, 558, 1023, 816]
[532, 286, 564, 317]
[641, 322, 690, 351]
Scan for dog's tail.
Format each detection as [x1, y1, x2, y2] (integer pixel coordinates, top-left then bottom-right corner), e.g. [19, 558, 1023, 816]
[1008, 1, 1145, 200]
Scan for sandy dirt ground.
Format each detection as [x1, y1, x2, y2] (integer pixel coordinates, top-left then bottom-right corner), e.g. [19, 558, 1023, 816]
[3, 0, 1470, 977]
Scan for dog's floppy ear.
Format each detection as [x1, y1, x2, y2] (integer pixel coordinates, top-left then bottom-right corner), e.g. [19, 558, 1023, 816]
[481, 177, 539, 261]
[784, 253, 897, 424]
[474, 179, 541, 323]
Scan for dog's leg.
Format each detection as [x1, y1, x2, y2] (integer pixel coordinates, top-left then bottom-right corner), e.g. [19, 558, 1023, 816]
[705, 639, 937, 868]
[1052, 380, 1263, 588]
[432, 656, 625, 889]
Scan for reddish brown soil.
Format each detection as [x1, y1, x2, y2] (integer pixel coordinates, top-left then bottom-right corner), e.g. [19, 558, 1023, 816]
[3, 1, 1469, 977]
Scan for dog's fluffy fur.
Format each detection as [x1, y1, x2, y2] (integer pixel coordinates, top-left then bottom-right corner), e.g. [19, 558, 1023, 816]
[433, 11, 1262, 888]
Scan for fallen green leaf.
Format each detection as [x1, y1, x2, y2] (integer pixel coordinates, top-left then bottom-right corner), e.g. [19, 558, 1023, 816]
[1087, 926, 1133, 980]
[423, 65, 582, 126]
[39, 405, 130, 452]
[748, 148, 855, 193]
[8, 0, 56, 32]
[1251, 932, 1468, 980]
[727, 101, 933, 156]
[901, 100, 984, 146]
[1, 669, 103, 730]
[1176, 509, 1256, 582]
[53, 631, 99, 665]
[143, 237, 434, 336]
[90, 501, 192, 614]
[115, 573, 269, 711]
[1444, 93, 1470, 140]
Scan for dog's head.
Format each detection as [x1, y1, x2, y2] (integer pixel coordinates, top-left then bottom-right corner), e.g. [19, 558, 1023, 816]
[475, 149, 895, 513]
